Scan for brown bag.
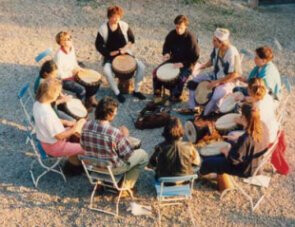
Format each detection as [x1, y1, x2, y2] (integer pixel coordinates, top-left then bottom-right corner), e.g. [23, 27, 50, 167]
[135, 101, 171, 129]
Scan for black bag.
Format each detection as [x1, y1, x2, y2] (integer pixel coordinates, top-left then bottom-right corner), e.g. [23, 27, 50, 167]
[135, 101, 171, 129]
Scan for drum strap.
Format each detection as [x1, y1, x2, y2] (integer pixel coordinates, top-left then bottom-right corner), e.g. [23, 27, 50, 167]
[98, 21, 129, 44]
[213, 50, 220, 80]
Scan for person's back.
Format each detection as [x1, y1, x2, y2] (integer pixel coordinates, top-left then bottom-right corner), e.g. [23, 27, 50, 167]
[153, 140, 199, 179]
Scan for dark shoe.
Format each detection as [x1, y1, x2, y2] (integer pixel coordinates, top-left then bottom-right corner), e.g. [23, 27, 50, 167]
[133, 91, 146, 100]
[62, 161, 84, 177]
[116, 93, 126, 103]
[177, 108, 196, 115]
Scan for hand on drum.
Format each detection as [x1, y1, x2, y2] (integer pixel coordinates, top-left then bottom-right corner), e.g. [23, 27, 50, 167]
[62, 119, 76, 127]
[162, 53, 170, 61]
[207, 81, 219, 89]
[74, 118, 86, 134]
[72, 67, 82, 76]
[58, 94, 72, 104]
[110, 50, 120, 56]
[173, 63, 184, 68]
[119, 126, 129, 137]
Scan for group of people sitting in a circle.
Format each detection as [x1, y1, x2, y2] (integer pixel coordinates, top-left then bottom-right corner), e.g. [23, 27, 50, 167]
[32, 5, 281, 197]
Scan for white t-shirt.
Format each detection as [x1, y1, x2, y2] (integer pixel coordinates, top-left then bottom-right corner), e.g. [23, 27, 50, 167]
[212, 45, 242, 80]
[33, 101, 65, 144]
[54, 48, 79, 80]
[255, 94, 279, 143]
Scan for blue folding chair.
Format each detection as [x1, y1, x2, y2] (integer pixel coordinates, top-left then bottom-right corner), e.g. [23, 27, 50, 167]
[154, 175, 198, 225]
[28, 133, 66, 187]
[17, 83, 35, 141]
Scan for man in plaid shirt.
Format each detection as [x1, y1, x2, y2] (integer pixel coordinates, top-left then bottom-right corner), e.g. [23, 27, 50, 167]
[81, 97, 148, 192]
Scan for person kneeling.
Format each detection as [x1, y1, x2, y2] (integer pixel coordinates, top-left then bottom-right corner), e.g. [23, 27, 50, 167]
[149, 117, 200, 181]
[80, 97, 148, 196]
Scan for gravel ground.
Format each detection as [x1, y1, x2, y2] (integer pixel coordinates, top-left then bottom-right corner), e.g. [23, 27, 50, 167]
[0, 0, 295, 226]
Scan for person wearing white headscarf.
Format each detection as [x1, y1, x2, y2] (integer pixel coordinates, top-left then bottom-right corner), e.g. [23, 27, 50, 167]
[180, 28, 242, 116]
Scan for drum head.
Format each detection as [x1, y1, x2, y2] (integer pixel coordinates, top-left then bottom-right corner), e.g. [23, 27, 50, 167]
[156, 63, 180, 82]
[220, 92, 244, 113]
[66, 98, 87, 119]
[195, 81, 214, 105]
[78, 69, 101, 83]
[112, 55, 137, 73]
[215, 113, 241, 131]
[127, 136, 141, 149]
[199, 141, 231, 156]
[185, 120, 197, 143]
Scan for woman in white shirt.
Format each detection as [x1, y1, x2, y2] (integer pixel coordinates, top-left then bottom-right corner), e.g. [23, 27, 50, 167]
[33, 79, 86, 168]
[54, 31, 99, 110]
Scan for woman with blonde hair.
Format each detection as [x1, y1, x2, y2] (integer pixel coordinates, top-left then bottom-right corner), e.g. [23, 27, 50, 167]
[200, 103, 269, 177]
[33, 79, 86, 174]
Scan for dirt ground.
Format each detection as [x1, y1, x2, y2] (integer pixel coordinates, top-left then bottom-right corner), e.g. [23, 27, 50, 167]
[0, 0, 294, 226]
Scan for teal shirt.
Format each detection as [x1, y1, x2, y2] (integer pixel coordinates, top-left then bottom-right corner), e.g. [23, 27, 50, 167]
[248, 61, 281, 98]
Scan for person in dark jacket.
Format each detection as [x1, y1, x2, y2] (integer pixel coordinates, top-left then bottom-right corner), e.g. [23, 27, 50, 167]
[200, 103, 269, 178]
[149, 117, 200, 179]
[152, 15, 200, 102]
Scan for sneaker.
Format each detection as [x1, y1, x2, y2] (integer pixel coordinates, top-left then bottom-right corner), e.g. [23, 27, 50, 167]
[133, 91, 146, 100]
[116, 93, 126, 103]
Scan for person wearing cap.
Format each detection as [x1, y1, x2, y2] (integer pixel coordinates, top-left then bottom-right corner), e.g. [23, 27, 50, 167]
[179, 28, 242, 116]
[152, 15, 200, 103]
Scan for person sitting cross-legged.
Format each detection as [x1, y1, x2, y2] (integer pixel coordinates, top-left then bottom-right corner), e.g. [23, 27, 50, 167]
[80, 97, 148, 196]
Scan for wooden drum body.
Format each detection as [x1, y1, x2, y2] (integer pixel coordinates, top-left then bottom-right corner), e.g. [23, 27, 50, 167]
[194, 80, 214, 105]
[75, 69, 102, 94]
[112, 55, 137, 94]
[64, 98, 88, 120]
[156, 63, 180, 88]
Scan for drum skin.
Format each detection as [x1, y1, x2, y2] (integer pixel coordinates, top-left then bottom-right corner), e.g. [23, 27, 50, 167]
[75, 69, 101, 94]
[215, 113, 241, 134]
[112, 55, 137, 80]
[185, 119, 212, 143]
[156, 63, 180, 87]
[194, 80, 214, 105]
[63, 98, 88, 120]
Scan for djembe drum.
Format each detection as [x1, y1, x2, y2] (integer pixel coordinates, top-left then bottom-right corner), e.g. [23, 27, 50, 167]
[64, 98, 88, 120]
[185, 119, 214, 144]
[112, 54, 137, 94]
[156, 63, 180, 89]
[215, 113, 241, 135]
[195, 80, 214, 105]
[126, 136, 141, 149]
[219, 92, 244, 114]
[75, 69, 101, 94]
[199, 141, 231, 157]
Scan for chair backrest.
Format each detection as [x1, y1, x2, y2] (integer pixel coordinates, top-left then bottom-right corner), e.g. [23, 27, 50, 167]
[27, 133, 48, 159]
[79, 155, 124, 189]
[18, 83, 35, 129]
[155, 175, 198, 201]
[35, 48, 53, 63]
[252, 130, 282, 177]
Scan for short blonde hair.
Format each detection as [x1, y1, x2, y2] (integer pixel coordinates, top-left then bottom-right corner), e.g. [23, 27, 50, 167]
[36, 79, 62, 103]
[55, 31, 71, 45]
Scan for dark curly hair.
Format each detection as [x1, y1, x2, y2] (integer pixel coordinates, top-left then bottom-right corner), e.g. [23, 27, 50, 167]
[162, 117, 184, 141]
[95, 97, 118, 120]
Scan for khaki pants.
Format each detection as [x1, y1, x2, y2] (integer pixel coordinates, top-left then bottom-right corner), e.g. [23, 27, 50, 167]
[112, 149, 148, 189]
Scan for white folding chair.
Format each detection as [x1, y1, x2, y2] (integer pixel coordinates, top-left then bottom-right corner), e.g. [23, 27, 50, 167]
[154, 175, 198, 225]
[79, 156, 134, 217]
[28, 133, 66, 187]
[220, 131, 281, 212]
